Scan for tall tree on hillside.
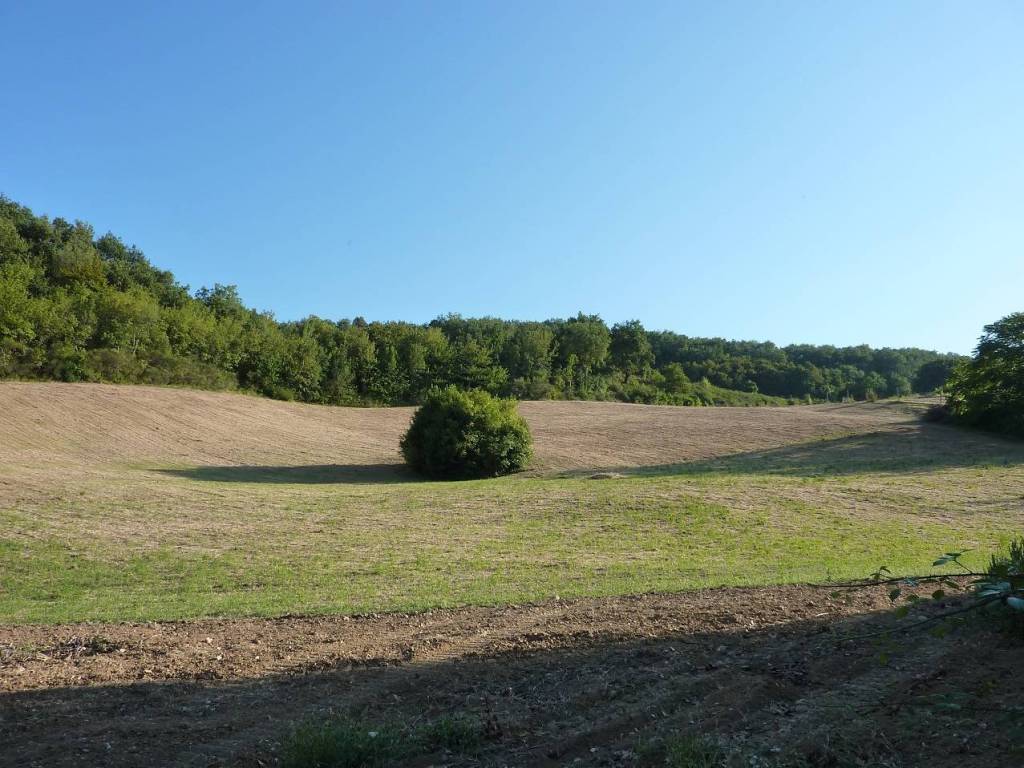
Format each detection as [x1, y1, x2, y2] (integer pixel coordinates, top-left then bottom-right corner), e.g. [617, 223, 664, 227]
[553, 313, 611, 396]
[610, 320, 654, 377]
[913, 358, 958, 393]
[946, 313, 1024, 436]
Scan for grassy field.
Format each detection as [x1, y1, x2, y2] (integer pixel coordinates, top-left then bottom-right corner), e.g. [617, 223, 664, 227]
[2, 382, 1022, 623]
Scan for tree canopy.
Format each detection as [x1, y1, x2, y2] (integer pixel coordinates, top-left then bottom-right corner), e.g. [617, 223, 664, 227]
[0, 195, 963, 407]
[946, 313, 1024, 437]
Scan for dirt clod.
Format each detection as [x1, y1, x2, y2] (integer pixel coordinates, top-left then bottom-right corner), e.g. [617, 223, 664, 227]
[2, 585, 1018, 768]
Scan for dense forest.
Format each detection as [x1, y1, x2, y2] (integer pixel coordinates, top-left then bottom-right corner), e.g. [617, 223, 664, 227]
[0, 196, 962, 407]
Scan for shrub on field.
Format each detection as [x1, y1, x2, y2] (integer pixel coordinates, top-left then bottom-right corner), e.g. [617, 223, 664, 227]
[400, 386, 532, 479]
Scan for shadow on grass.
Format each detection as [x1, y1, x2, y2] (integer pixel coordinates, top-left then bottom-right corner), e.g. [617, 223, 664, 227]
[578, 423, 1024, 479]
[156, 463, 414, 484]
[0, 598, 1011, 768]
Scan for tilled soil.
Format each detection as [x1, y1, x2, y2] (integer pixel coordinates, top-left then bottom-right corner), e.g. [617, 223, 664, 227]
[2, 585, 1019, 767]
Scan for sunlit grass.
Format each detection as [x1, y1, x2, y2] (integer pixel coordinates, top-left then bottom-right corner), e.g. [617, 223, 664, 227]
[2, 456, 1019, 622]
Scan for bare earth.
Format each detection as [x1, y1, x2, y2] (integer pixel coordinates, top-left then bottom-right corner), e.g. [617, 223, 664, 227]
[1, 383, 1022, 767]
[1, 586, 1019, 768]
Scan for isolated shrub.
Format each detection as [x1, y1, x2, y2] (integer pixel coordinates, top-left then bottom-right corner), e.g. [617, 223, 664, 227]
[401, 386, 532, 479]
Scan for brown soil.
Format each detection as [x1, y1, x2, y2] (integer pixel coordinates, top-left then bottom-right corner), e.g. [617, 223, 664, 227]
[2, 585, 1019, 768]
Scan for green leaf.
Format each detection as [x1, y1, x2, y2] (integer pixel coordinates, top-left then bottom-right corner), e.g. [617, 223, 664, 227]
[931, 589, 945, 600]
[888, 587, 901, 602]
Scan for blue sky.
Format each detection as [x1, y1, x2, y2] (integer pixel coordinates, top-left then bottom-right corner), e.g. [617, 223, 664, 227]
[2, 1, 1021, 353]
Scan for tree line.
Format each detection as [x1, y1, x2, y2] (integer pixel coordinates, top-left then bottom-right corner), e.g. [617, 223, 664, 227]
[0, 196, 962, 407]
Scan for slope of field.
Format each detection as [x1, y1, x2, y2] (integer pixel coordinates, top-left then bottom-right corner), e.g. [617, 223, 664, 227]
[3, 381, 1024, 766]
[0, 381, 907, 474]
[1, 381, 1022, 626]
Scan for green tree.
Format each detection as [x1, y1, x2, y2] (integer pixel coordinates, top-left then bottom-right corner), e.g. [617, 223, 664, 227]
[610, 320, 654, 376]
[913, 358, 957, 393]
[0, 218, 30, 264]
[93, 287, 168, 357]
[0, 195, 966, 408]
[947, 313, 1024, 436]
[0, 262, 40, 373]
[449, 338, 508, 393]
[660, 362, 690, 395]
[51, 224, 105, 287]
[887, 373, 912, 397]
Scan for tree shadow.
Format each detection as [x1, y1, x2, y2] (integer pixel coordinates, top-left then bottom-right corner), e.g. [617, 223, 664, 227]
[0, 596, 1011, 768]
[574, 423, 1024, 479]
[156, 463, 415, 485]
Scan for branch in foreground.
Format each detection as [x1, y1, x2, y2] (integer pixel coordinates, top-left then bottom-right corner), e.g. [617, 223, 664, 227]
[834, 595, 1003, 642]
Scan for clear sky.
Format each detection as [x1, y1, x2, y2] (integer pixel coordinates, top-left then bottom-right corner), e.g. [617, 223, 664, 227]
[2, 1, 1021, 354]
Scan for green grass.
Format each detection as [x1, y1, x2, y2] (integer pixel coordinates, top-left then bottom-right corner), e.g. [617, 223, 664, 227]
[3, 417, 1024, 623]
[280, 714, 484, 768]
[282, 720, 409, 768]
[1, 462, 1020, 623]
[636, 733, 727, 768]
[663, 735, 726, 768]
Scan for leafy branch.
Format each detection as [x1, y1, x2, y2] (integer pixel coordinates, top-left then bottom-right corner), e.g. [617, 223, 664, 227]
[825, 543, 1024, 640]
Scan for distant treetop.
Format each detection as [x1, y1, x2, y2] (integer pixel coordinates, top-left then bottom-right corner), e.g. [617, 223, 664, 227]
[0, 195, 963, 407]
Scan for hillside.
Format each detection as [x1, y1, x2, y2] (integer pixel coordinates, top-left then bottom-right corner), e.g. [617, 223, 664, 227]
[1, 196, 961, 409]
[3, 382, 1024, 766]
[0, 381, 911, 480]
[2, 380, 1022, 625]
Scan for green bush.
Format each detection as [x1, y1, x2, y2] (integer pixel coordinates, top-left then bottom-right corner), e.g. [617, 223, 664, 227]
[400, 386, 532, 479]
